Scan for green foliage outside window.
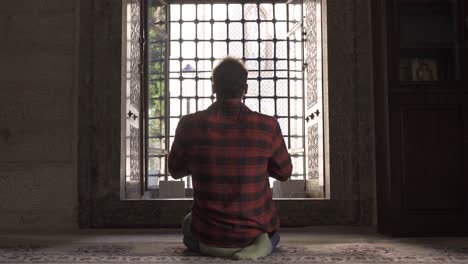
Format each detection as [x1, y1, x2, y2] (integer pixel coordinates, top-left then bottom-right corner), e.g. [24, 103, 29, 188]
[147, 2, 168, 181]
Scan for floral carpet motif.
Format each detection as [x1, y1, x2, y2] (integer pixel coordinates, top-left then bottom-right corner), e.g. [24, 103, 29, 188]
[1, 243, 468, 263]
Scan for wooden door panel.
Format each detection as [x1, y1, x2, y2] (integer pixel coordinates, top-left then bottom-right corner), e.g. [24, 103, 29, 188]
[388, 92, 468, 234]
[401, 105, 465, 211]
[464, 93, 468, 217]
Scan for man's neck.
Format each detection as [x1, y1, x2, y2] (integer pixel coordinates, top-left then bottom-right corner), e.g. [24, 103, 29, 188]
[216, 97, 243, 103]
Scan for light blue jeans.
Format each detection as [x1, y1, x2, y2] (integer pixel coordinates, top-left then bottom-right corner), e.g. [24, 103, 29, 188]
[182, 213, 280, 254]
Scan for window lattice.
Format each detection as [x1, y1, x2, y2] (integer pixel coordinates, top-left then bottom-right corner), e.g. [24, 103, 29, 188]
[147, 3, 305, 189]
[147, 1, 168, 188]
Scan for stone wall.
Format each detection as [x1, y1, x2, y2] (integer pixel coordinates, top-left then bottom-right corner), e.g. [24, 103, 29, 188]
[0, 0, 78, 230]
[321, 0, 377, 225]
[326, 0, 376, 225]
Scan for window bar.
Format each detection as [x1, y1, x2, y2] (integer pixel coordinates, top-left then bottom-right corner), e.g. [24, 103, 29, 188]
[164, 3, 171, 182]
[162, 22, 167, 181]
[178, 5, 183, 133]
[226, 4, 230, 55]
[244, 4, 248, 106]
[140, 0, 148, 195]
[256, 3, 262, 114]
[185, 4, 198, 190]
[242, 3, 246, 69]
[210, 3, 215, 104]
[286, 2, 292, 149]
[178, 5, 183, 183]
[273, 3, 278, 120]
[144, 0, 150, 192]
[194, 4, 199, 114]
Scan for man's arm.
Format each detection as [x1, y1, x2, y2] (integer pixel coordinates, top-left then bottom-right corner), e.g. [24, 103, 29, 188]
[168, 117, 190, 179]
[268, 119, 293, 181]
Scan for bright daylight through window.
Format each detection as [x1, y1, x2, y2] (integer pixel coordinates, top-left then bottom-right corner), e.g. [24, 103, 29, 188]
[144, 1, 307, 198]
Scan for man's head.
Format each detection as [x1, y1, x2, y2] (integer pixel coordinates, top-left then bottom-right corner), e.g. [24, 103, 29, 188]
[212, 57, 248, 100]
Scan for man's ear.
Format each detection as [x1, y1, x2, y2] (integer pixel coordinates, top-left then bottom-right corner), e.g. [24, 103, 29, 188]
[243, 83, 248, 96]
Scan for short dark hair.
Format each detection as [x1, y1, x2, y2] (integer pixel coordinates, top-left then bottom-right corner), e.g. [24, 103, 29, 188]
[212, 57, 248, 99]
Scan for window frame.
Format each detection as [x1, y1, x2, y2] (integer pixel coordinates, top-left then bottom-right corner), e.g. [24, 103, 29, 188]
[145, 0, 307, 193]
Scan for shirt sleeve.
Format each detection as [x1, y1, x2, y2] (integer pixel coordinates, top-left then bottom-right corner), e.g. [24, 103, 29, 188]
[168, 116, 190, 179]
[268, 119, 293, 181]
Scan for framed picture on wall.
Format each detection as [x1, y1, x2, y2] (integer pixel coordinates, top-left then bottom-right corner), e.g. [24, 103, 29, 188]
[410, 58, 438, 81]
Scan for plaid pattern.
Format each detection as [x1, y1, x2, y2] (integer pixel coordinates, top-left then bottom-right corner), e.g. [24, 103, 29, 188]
[168, 99, 292, 247]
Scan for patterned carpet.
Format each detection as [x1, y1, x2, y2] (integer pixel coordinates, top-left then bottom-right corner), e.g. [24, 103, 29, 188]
[1, 242, 468, 264]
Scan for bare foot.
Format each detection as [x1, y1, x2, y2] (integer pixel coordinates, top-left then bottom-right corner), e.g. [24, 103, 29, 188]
[232, 233, 272, 260]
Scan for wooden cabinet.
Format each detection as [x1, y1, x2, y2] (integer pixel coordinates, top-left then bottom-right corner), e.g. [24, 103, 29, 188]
[375, 0, 468, 235]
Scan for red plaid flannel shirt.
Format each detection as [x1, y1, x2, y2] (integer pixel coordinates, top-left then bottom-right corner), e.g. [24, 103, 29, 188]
[168, 99, 292, 247]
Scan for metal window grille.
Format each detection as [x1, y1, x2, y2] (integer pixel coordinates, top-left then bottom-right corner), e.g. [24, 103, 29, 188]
[147, 2, 304, 190]
[147, 1, 169, 190]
